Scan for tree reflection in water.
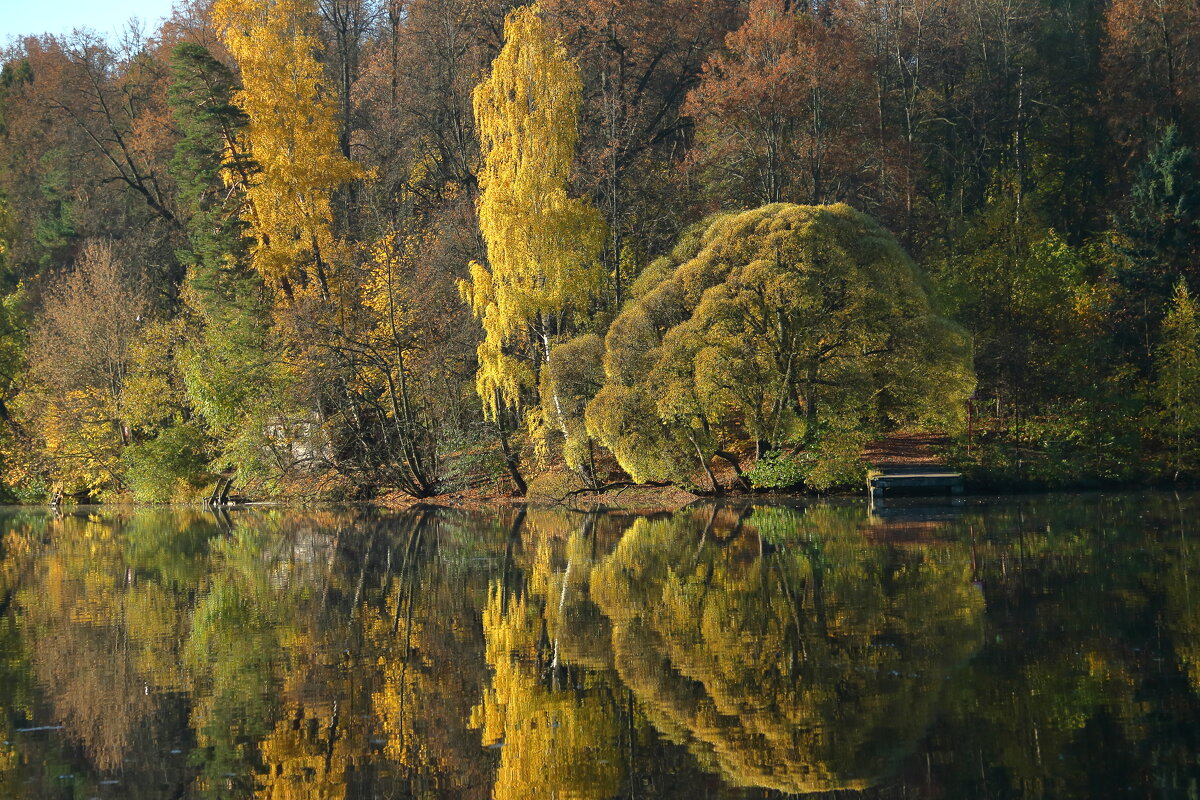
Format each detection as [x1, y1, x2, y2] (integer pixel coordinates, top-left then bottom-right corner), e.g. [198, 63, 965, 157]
[591, 505, 983, 794]
[0, 495, 1198, 798]
[471, 504, 984, 796]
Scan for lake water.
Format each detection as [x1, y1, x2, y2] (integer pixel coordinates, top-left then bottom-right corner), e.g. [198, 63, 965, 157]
[0, 493, 1198, 798]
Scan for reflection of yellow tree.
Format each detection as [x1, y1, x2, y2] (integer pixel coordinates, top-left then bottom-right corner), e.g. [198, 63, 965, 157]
[370, 552, 492, 798]
[472, 583, 621, 800]
[590, 505, 984, 794]
[256, 693, 359, 800]
[526, 518, 615, 672]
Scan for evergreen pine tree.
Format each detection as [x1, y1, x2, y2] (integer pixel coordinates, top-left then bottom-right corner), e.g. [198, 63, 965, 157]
[167, 42, 255, 312]
[166, 42, 274, 474]
[1116, 125, 1200, 356]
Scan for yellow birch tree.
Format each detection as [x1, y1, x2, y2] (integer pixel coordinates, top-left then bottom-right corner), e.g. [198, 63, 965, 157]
[461, 4, 605, 421]
[212, 0, 364, 296]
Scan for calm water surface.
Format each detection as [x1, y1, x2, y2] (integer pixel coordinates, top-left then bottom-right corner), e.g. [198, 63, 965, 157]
[0, 493, 1198, 798]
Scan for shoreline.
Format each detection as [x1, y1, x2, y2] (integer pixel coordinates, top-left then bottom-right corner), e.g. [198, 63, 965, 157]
[9, 476, 1200, 516]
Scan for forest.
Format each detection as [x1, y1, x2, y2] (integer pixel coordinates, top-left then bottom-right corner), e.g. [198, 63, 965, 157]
[0, 0, 1198, 503]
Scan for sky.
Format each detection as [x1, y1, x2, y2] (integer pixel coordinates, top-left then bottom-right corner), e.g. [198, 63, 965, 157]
[1, 0, 178, 44]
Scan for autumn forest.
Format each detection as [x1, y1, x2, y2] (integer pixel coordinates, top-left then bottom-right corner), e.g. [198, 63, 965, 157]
[0, 0, 1197, 503]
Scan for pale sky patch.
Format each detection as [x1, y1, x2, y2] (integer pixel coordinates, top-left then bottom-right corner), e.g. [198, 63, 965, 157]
[1, 0, 177, 44]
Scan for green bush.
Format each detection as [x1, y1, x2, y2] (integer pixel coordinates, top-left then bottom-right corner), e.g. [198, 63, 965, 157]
[746, 430, 869, 492]
[123, 422, 211, 503]
[436, 427, 509, 493]
[9, 474, 48, 505]
[745, 452, 810, 489]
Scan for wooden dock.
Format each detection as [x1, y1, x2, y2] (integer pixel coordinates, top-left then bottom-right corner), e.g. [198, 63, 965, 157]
[867, 469, 964, 502]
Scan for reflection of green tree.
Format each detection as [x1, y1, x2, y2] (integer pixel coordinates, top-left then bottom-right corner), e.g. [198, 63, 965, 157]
[921, 493, 1193, 798]
[590, 505, 984, 794]
[122, 509, 224, 589]
[11, 498, 1199, 799]
[185, 522, 310, 798]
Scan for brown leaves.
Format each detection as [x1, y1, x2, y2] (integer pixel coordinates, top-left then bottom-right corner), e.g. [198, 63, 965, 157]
[1102, 0, 1200, 152]
[30, 239, 146, 400]
[683, 0, 876, 206]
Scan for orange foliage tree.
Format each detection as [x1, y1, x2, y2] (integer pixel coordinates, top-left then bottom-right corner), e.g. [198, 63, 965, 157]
[1102, 0, 1200, 150]
[684, 0, 875, 207]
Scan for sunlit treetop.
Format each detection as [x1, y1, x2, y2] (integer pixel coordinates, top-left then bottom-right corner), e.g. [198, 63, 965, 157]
[587, 203, 975, 485]
[211, 0, 365, 296]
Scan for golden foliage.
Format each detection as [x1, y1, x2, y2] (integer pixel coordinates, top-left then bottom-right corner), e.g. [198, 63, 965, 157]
[15, 387, 125, 495]
[464, 4, 605, 419]
[121, 318, 190, 432]
[472, 583, 622, 799]
[212, 0, 365, 293]
[256, 700, 352, 800]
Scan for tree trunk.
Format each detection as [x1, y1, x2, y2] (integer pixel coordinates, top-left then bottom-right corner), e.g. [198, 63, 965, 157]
[803, 361, 819, 446]
[495, 394, 527, 496]
[715, 449, 751, 490]
[688, 432, 720, 495]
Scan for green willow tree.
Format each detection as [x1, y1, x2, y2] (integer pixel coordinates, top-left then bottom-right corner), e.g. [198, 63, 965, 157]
[461, 3, 605, 493]
[587, 203, 974, 489]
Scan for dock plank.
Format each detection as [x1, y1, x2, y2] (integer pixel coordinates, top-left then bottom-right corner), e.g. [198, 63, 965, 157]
[868, 470, 964, 500]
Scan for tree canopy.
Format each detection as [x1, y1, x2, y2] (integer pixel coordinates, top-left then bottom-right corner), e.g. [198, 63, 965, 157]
[588, 203, 974, 487]
[463, 3, 605, 420]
